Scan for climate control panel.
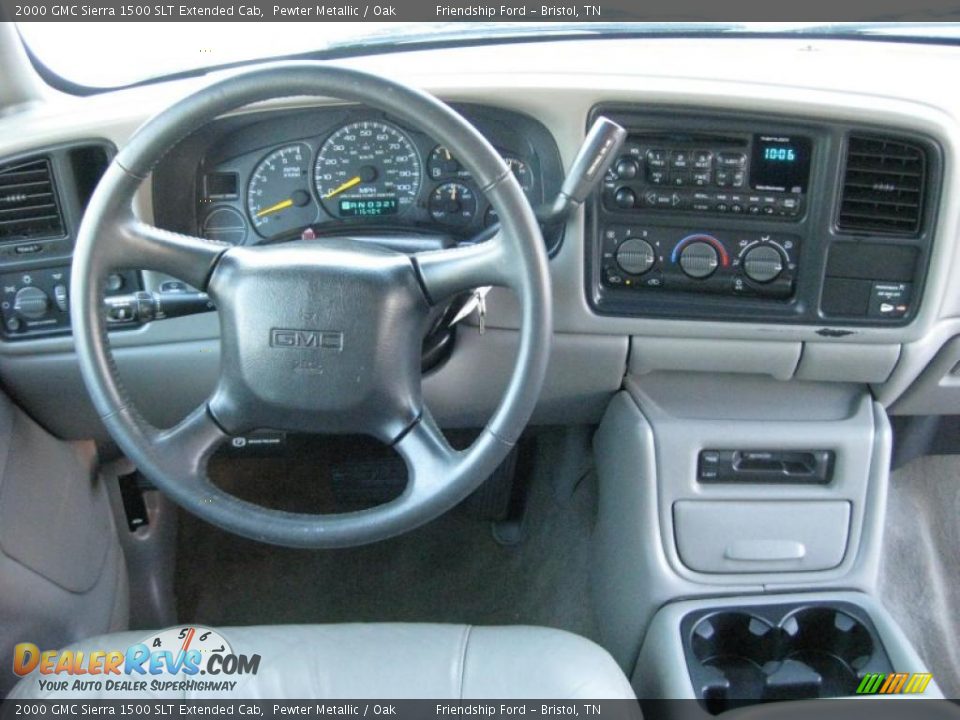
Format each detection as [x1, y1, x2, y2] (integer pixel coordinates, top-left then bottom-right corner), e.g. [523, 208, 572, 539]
[600, 225, 798, 299]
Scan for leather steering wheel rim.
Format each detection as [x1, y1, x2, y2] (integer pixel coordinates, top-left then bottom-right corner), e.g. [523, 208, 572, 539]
[71, 63, 552, 549]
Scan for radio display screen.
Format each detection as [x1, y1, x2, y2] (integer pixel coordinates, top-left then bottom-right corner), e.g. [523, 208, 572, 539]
[751, 135, 812, 193]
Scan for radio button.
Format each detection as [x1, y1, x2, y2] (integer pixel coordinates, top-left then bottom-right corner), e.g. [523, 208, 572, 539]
[692, 150, 713, 169]
[671, 172, 691, 187]
[716, 169, 746, 188]
[670, 150, 691, 169]
[614, 158, 640, 179]
[779, 197, 801, 215]
[614, 188, 637, 209]
[646, 149, 668, 168]
[718, 152, 747, 167]
[648, 169, 668, 185]
[691, 171, 712, 186]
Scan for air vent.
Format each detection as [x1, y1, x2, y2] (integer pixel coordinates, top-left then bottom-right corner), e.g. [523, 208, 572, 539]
[0, 156, 65, 243]
[838, 135, 926, 236]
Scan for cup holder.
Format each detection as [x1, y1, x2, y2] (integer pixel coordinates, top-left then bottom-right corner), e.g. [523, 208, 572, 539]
[690, 612, 780, 711]
[781, 607, 875, 697]
[683, 602, 892, 714]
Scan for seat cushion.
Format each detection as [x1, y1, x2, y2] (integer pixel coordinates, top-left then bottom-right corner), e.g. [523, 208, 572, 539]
[9, 624, 635, 699]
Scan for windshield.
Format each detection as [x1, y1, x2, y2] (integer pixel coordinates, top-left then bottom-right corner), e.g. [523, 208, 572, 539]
[17, 21, 960, 91]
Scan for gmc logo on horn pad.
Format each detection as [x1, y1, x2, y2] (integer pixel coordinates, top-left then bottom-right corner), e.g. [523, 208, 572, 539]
[269, 328, 344, 351]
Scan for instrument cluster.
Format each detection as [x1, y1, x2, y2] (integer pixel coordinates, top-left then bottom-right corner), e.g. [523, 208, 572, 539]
[189, 107, 556, 247]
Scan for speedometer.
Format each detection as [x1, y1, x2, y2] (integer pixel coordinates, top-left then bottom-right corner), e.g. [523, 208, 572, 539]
[314, 121, 421, 218]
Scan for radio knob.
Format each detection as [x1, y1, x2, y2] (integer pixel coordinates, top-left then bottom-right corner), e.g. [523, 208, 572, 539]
[679, 241, 719, 279]
[13, 286, 50, 319]
[743, 245, 784, 283]
[614, 187, 637, 209]
[614, 158, 640, 180]
[616, 238, 656, 275]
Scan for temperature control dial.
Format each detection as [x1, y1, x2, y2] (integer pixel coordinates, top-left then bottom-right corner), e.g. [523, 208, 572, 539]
[742, 245, 784, 283]
[616, 238, 656, 275]
[679, 241, 719, 279]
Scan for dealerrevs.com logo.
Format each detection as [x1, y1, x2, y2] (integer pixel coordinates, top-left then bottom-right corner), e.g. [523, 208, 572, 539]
[13, 626, 260, 694]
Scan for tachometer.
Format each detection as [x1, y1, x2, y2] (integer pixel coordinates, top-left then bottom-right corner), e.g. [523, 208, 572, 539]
[314, 121, 421, 218]
[247, 143, 318, 240]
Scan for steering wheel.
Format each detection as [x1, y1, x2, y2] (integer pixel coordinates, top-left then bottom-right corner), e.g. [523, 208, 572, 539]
[70, 63, 552, 549]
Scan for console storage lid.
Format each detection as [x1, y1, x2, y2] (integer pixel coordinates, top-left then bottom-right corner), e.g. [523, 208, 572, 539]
[674, 500, 851, 573]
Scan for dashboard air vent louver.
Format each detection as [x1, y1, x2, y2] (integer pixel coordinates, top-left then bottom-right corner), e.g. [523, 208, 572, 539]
[837, 135, 926, 236]
[0, 156, 65, 243]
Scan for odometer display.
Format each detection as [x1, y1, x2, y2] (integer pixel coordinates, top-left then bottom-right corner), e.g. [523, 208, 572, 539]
[314, 121, 421, 218]
[339, 197, 399, 217]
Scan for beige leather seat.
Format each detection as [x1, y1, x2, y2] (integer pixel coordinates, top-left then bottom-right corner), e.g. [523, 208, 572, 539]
[10, 624, 636, 699]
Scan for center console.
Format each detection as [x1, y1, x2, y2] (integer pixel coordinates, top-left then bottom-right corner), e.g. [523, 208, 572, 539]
[587, 106, 941, 326]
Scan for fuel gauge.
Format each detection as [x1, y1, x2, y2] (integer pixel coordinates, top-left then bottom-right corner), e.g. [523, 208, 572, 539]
[427, 145, 472, 181]
[429, 182, 477, 227]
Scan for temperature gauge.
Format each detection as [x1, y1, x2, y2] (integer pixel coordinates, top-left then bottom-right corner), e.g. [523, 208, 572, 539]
[429, 182, 477, 226]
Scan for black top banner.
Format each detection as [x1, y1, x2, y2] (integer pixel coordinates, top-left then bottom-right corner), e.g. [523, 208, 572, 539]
[3, 0, 960, 21]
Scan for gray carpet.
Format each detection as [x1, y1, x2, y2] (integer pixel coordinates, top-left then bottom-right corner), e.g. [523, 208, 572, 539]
[880, 454, 960, 698]
[175, 430, 600, 641]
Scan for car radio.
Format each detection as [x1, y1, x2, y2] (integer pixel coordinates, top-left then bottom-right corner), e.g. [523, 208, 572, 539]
[588, 109, 826, 316]
[601, 132, 811, 220]
[596, 130, 810, 299]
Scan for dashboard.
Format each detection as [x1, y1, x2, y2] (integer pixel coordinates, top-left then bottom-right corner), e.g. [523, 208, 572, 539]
[2, 34, 960, 439]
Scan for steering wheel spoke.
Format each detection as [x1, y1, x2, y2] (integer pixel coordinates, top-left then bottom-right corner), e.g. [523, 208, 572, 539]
[413, 231, 518, 305]
[112, 219, 229, 291]
[149, 404, 228, 480]
[393, 410, 459, 496]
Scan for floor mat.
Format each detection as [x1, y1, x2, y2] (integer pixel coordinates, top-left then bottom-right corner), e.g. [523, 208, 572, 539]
[175, 430, 600, 641]
[880, 454, 960, 698]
